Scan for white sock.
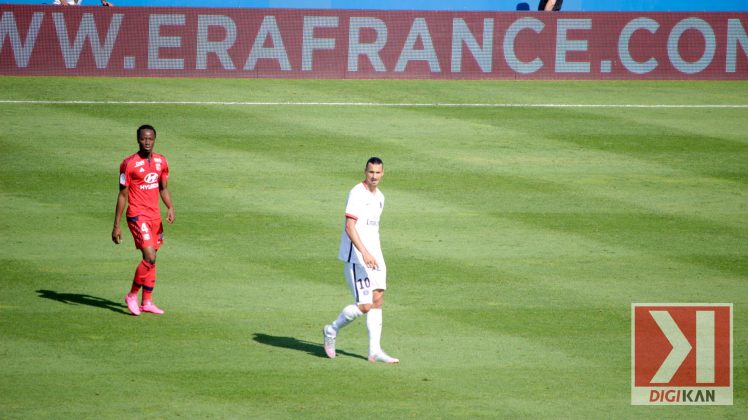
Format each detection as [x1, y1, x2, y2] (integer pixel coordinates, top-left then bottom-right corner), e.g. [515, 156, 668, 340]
[332, 304, 362, 333]
[367, 308, 383, 355]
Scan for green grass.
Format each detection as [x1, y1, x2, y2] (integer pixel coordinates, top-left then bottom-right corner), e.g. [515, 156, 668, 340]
[0, 77, 746, 418]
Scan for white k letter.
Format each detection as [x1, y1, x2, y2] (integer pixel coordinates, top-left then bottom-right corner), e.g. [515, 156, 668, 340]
[650, 311, 692, 383]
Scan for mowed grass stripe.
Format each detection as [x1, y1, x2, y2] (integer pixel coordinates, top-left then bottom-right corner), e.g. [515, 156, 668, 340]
[3, 99, 748, 108]
[1, 77, 747, 104]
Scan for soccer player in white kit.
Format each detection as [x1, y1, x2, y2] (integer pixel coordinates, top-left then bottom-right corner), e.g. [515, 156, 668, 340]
[323, 157, 399, 364]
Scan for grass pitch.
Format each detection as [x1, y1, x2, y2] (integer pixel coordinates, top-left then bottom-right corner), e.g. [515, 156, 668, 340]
[0, 77, 746, 418]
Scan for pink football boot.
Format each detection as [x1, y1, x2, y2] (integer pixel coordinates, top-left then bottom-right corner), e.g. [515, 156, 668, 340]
[125, 293, 141, 316]
[140, 301, 164, 315]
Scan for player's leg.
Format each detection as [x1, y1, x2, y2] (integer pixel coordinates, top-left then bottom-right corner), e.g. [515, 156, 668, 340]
[323, 263, 369, 358]
[367, 289, 384, 356]
[125, 218, 147, 315]
[366, 271, 398, 364]
[139, 246, 164, 314]
[126, 218, 164, 315]
[141, 220, 165, 314]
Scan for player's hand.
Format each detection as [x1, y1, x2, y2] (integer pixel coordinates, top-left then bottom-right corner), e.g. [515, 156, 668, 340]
[166, 208, 175, 224]
[112, 226, 121, 244]
[363, 253, 379, 270]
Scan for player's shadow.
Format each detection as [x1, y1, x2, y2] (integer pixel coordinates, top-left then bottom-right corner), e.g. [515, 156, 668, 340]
[36, 289, 130, 315]
[253, 333, 367, 360]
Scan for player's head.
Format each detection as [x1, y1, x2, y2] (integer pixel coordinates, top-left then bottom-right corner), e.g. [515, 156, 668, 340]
[136, 124, 157, 154]
[364, 157, 384, 190]
[137, 124, 157, 139]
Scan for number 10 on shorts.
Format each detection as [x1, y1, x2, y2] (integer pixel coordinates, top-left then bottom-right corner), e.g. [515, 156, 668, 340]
[631, 303, 732, 405]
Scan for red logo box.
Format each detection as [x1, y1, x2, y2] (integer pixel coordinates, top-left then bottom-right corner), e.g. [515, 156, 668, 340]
[631, 304, 732, 405]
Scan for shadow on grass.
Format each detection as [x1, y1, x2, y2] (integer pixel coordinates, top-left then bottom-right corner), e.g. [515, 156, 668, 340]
[36, 289, 130, 315]
[253, 333, 367, 361]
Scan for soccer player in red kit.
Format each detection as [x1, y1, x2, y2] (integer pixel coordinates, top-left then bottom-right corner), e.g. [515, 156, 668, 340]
[112, 125, 175, 316]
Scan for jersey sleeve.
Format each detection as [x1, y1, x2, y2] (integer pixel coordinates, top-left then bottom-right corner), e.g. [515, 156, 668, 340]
[344, 186, 364, 220]
[119, 159, 129, 187]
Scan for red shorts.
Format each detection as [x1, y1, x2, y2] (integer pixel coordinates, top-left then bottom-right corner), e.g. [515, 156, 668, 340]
[127, 217, 164, 250]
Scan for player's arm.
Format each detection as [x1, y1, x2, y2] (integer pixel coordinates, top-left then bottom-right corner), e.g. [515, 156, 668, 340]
[544, 0, 557, 11]
[112, 185, 128, 244]
[344, 216, 378, 269]
[159, 178, 175, 224]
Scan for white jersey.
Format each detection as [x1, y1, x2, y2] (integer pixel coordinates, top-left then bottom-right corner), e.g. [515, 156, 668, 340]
[54, 0, 82, 4]
[338, 182, 385, 269]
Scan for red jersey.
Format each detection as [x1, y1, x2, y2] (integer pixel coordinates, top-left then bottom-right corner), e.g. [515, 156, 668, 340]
[119, 152, 169, 220]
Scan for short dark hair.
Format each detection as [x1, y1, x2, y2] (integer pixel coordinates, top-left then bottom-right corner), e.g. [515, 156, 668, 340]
[366, 157, 383, 168]
[137, 124, 156, 138]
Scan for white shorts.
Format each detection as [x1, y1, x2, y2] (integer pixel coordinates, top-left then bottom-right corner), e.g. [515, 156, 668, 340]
[344, 262, 386, 305]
